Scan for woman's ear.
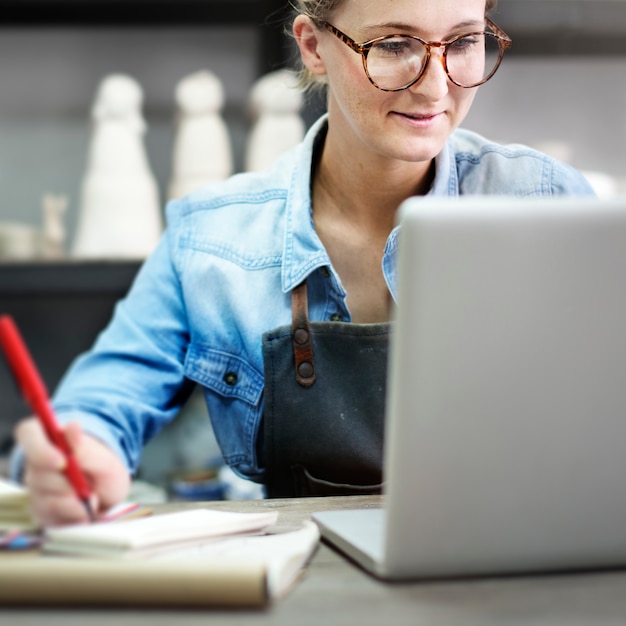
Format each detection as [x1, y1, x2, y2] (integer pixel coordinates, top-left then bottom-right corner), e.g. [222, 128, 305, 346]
[293, 15, 327, 78]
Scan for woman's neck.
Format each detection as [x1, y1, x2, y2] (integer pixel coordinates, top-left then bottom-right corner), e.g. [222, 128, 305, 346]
[309, 126, 435, 324]
[312, 129, 435, 237]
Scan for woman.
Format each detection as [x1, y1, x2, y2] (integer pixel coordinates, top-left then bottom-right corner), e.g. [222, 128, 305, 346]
[13, 0, 594, 525]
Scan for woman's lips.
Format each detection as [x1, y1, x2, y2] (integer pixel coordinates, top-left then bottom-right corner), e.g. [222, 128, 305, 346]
[393, 111, 444, 127]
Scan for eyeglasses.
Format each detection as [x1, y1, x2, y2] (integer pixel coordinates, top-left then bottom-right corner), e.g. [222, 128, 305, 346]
[320, 18, 512, 92]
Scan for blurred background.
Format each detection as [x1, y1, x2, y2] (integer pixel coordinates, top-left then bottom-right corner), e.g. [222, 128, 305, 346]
[0, 0, 624, 497]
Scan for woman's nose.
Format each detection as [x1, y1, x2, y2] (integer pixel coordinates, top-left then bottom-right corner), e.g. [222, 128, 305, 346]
[408, 49, 449, 100]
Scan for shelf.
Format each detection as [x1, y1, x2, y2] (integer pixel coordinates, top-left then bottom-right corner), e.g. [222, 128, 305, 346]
[0, 0, 288, 25]
[496, 0, 626, 55]
[0, 260, 142, 294]
[0, 0, 292, 71]
[497, 0, 626, 33]
[1, 0, 624, 55]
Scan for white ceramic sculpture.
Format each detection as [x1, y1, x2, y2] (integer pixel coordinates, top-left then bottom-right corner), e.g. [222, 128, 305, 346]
[245, 69, 305, 172]
[41, 193, 68, 259]
[72, 74, 162, 259]
[168, 70, 233, 200]
[0, 193, 68, 260]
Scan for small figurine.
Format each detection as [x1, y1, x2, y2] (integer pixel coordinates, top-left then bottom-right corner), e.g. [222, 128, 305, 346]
[72, 74, 162, 259]
[0, 193, 68, 260]
[168, 70, 233, 200]
[41, 193, 68, 259]
[245, 69, 305, 172]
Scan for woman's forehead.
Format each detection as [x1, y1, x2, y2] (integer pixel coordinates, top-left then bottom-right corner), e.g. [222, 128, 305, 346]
[331, 0, 488, 31]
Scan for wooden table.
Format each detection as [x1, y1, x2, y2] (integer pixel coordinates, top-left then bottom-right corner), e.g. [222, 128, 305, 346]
[3, 495, 626, 625]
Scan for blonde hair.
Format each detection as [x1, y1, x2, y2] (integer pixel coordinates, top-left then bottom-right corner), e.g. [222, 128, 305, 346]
[291, 0, 500, 92]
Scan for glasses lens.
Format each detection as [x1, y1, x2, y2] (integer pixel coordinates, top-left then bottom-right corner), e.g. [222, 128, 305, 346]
[446, 33, 502, 87]
[365, 33, 503, 90]
[366, 36, 428, 90]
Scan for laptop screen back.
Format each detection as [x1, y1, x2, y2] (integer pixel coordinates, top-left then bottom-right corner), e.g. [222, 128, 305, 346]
[382, 195, 626, 578]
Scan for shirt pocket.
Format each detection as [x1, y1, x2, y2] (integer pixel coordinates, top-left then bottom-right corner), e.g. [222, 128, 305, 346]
[183, 343, 264, 406]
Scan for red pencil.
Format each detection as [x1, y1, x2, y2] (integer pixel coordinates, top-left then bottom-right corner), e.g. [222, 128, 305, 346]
[0, 314, 95, 521]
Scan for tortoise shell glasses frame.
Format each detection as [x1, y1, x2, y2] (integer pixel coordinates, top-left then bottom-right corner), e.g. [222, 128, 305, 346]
[319, 18, 512, 91]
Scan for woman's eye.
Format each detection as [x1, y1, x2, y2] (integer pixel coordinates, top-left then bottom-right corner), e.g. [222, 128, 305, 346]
[372, 38, 414, 56]
[449, 36, 481, 54]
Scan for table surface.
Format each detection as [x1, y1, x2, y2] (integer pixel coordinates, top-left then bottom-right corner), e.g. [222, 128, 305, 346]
[3, 494, 626, 625]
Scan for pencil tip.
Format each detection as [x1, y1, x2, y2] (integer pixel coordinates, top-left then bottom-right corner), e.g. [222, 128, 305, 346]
[83, 500, 97, 523]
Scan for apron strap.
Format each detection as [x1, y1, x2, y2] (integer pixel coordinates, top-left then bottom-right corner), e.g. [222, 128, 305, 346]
[291, 281, 316, 387]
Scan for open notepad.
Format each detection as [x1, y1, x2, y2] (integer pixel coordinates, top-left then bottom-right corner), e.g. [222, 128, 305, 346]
[0, 507, 320, 606]
[43, 508, 280, 558]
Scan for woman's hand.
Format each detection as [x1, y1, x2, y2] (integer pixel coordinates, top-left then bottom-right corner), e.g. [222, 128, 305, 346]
[14, 417, 131, 527]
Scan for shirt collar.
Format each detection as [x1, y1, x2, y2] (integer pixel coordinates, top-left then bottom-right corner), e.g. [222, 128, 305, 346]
[428, 137, 459, 197]
[281, 115, 332, 293]
[281, 117, 460, 293]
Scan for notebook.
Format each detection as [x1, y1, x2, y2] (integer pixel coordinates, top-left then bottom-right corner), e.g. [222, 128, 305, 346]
[42, 508, 279, 558]
[0, 508, 320, 606]
[312, 195, 626, 580]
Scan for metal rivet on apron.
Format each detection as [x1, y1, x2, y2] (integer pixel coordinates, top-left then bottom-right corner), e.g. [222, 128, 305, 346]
[294, 328, 309, 345]
[330, 313, 343, 322]
[224, 372, 238, 386]
[297, 361, 314, 379]
[320, 266, 331, 278]
[291, 281, 317, 387]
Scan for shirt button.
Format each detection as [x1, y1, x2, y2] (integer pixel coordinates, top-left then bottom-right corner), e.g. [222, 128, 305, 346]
[330, 313, 343, 322]
[224, 372, 238, 386]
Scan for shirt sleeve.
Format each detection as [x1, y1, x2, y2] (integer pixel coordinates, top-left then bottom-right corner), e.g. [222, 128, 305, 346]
[550, 160, 598, 197]
[48, 227, 194, 475]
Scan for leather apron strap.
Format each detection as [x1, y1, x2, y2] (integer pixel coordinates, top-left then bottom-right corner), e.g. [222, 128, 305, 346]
[262, 280, 391, 498]
[291, 281, 316, 387]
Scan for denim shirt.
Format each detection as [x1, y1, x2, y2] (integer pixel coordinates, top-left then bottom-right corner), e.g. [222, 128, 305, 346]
[24, 115, 594, 484]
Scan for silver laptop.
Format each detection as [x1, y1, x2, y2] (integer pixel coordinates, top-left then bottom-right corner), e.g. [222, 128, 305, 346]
[312, 195, 626, 580]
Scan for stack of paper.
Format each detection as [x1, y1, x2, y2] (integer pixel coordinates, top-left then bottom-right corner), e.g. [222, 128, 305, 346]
[0, 478, 36, 532]
[43, 508, 280, 558]
[0, 507, 320, 606]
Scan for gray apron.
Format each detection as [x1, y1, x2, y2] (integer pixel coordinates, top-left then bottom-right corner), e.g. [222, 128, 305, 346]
[262, 280, 391, 498]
